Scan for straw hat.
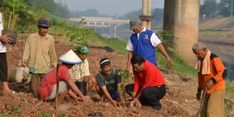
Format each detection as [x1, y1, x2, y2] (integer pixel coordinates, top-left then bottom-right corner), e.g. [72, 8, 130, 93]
[59, 50, 82, 64]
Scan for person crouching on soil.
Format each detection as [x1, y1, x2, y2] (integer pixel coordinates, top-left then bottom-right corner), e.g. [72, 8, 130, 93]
[69, 46, 96, 94]
[192, 42, 226, 117]
[37, 50, 90, 103]
[95, 58, 122, 107]
[125, 55, 166, 110]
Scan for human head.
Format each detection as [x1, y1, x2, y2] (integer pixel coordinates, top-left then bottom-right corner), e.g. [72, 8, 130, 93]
[99, 58, 112, 75]
[74, 46, 89, 61]
[131, 55, 145, 72]
[59, 50, 82, 69]
[37, 18, 49, 36]
[129, 19, 143, 33]
[192, 42, 208, 60]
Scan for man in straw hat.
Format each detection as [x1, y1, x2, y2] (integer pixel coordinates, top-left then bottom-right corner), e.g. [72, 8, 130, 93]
[22, 18, 57, 97]
[192, 42, 226, 117]
[126, 19, 174, 73]
[37, 50, 90, 102]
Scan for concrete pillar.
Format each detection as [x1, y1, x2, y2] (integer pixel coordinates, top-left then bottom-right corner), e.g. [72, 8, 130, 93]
[163, 0, 200, 66]
[113, 25, 117, 38]
[140, 0, 152, 29]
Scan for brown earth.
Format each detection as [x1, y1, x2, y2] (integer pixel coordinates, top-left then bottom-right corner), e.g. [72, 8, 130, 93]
[0, 34, 199, 117]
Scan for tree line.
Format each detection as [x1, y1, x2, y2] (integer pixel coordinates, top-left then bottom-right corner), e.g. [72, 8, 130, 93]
[1, 0, 70, 32]
[200, 0, 234, 19]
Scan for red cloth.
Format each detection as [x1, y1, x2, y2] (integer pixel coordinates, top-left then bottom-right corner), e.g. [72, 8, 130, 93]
[38, 64, 71, 100]
[133, 60, 165, 94]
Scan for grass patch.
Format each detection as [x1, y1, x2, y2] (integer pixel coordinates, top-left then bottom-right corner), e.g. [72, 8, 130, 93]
[157, 52, 197, 77]
[225, 81, 234, 117]
[101, 38, 128, 54]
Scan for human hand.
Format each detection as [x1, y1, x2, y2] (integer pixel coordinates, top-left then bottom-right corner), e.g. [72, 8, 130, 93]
[126, 97, 134, 101]
[130, 98, 142, 108]
[51, 64, 56, 68]
[111, 100, 118, 107]
[81, 96, 91, 102]
[167, 57, 174, 67]
[207, 79, 214, 89]
[0, 34, 12, 43]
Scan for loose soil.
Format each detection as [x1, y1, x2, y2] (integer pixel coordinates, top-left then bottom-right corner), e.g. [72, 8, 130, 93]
[0, 34, 200, 117]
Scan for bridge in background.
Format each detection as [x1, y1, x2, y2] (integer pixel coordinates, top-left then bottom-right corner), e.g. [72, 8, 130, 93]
[70, 17, 129, 38]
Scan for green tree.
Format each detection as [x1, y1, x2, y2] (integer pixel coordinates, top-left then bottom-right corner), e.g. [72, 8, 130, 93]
[24, 0, 70, 18]
[3, 0, 32, 31]
[200, 0, 218, 19]
[218, 0, 234, 17]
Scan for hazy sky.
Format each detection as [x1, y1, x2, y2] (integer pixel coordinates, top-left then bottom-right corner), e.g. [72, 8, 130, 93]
[60, 0, 164, 16]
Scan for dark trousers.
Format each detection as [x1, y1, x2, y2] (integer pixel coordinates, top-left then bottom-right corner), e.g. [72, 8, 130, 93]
[0, 53, 8, 82]
[125, 84, 166, 106]
[31, 74, 44, 97]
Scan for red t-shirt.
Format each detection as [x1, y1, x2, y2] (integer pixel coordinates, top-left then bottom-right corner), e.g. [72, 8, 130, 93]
[133, 60, 165, 94]
[38, 64, 72, 100]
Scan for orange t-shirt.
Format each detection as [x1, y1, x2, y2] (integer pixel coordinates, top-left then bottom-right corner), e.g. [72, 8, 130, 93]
[198, 55, 226, 94]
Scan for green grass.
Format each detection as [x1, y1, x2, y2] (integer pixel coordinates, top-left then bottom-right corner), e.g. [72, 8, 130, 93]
[101, 38, 128, 54]
[225, 81, 234, 117]
[226, 81, 234, 99]
[156, 52, 197, 77]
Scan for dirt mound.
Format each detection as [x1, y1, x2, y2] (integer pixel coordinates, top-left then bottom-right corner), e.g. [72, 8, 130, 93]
[1, 34, 199, 116]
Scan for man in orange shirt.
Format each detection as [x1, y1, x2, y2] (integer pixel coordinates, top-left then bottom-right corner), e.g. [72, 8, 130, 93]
[192, 42, 226, 117]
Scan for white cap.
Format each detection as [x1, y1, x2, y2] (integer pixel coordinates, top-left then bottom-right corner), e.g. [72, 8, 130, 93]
[59, 50, 82, 64]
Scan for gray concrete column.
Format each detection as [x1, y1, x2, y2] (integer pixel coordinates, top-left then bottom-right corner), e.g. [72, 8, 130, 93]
[164, 0, 200, 66]
[140, 0, 152, 29]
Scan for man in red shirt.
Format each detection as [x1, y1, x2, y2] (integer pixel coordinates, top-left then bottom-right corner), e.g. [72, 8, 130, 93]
[125, 55, 166, 110]
[38, 50, 90, 102]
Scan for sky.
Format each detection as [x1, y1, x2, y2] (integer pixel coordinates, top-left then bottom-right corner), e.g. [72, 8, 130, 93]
[59, 0, 164, 16]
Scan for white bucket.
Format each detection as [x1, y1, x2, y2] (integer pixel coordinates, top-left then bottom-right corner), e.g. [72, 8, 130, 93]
[15, 67, 31, 83]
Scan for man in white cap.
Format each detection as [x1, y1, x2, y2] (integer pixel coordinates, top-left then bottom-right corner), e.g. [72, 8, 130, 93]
[37, 50, 90, 102]
[126, 19, 174, 73]
[22, 17, 57, 97]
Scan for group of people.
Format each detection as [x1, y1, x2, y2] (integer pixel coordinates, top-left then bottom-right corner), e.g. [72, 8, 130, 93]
[0, 3, 227, 115]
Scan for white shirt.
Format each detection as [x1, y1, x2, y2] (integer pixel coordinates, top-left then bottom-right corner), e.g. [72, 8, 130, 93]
[126, 28, 161, 51]
[0, 12, 6, 53]
[69, 59, 91, 82]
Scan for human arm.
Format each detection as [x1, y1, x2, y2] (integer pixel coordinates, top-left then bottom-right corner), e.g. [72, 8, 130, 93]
[150, 33, 174, 66]
[207, 57, 225, 88]
[156, 43, 174, 66]
[126, 39, 134, 74]
[126, 51, 133, 74]
[130, 73, 141, 100]
[101, 86, 117, 107]
[22, 36, 31, 67]
[49, 37, 57, 67]
[66, 80, 89, 101]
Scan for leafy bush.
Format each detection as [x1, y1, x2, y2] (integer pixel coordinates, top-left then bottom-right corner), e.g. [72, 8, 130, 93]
[157, 31, 176, 56]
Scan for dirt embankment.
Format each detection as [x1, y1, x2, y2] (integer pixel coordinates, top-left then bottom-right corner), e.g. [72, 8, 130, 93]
[0, 34, 199, 117]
